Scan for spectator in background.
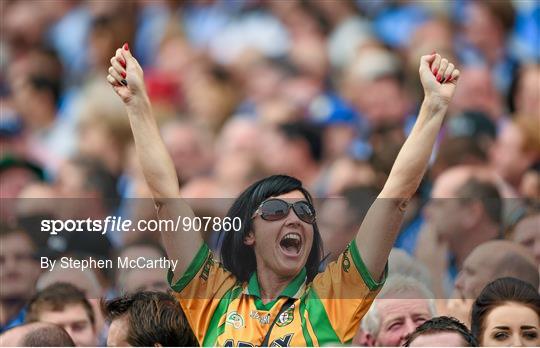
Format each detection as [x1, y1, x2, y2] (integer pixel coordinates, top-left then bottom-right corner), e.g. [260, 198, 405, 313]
[342, 47, 413, 130]
[447, 240, 538, 327]
[76, 81, 132, 177]
[309, 94, 359, 163]
[114, 241, 169, 295]
[0, 322, 75, 347]
[8, 47, 75, 173]
[104, 291, 198, 347]
[459, 0, 517, 93]
[507, 204, 540, 266]
[490, 116, 540, 194]
[471, 277, 540, 347]
[2, 1, 49, 58]
[387, 249, 433, 292]
[510, 64, 540, 117]
[431, 110, 496, 180]
[454, 240, 539, 301]
[449, 67, 504, 122]
[211, 117, 263, 196]
[0, 156, 45, 220]
[36, 260, 106, 345]
[403, 316, 478, 347]
[323, 156, 377, 196]
[26, 283, 98, 347]
[54, 155, 118, 249]
[259, 121, 326, 194]
[86, 8, 135, 78]
[318, 185, 378, 262]
[0, 224, 41, 333]
[420, 168, 502, 297]
[356, 275, 436, 346]
[161, 119, 214, 187]
[519, 163, 540, 201]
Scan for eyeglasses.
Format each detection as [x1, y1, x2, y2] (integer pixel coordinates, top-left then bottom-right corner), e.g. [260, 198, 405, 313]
[252, 198, 316, 224]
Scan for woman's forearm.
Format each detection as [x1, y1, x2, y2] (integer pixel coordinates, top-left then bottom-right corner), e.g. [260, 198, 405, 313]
[380, 97, 448, 200]
[126, 98, 181, 203]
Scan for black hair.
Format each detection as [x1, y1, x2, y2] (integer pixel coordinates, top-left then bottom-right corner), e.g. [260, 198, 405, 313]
[471, 277, 540, 343]
[403, 316, 478, 347]
[220, 175, 323, 283]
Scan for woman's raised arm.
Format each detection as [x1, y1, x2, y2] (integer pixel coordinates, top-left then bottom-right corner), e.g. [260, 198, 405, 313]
[355, 53, 460, 282]
[107, 44, 202, 282]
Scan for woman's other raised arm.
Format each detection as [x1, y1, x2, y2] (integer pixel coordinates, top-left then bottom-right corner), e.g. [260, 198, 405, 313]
[107, 44, 202, 282]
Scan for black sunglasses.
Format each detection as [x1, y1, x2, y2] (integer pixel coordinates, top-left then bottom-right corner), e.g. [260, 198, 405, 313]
[252, 198, 316, 224]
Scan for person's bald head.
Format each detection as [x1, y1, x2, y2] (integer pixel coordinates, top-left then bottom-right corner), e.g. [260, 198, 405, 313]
[0, 322, 75, 347]
[431, 165, 498, 198]
[431, 166, 477, 198]
[455, 240, 539, 299]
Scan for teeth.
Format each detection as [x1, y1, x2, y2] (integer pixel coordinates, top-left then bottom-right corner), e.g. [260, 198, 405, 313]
[283, 233, 301, 241]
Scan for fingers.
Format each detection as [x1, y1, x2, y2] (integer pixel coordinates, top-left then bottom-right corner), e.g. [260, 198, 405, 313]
[114, 48, 126, 69]
[110, 55, 125, 75]
[108, 66, 125, 85]
[419, 53, 436, 72]
[442, 63, 454, 83]
[109, 48, 129, 86]
[450, 68, 460, 82]
[425, 52, 459, 83]
[431, 53, 442, 76]
[106, 74, 119, 87]
[107, 43, 138, 89]
[121, 42, 132, 60]
[436, 58, 448, 82]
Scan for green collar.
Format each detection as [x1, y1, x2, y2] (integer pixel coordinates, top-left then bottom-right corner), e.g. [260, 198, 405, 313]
[247, 268, 306, 308]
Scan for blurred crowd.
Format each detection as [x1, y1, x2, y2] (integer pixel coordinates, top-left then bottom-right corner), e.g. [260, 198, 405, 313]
[0, 0, 539, 346]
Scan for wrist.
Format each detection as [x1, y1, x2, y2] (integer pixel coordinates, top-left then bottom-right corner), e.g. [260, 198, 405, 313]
[126, 95, 151, 114]
[422, 95, 449, 114]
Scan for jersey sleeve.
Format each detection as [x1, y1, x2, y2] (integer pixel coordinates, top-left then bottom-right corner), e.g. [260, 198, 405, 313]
[308, 241, 387, 344]
[168, 243, 237, 344]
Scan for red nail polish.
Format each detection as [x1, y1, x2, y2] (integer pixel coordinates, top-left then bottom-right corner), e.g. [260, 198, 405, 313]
[118, 58, 126, 68]
[433, 68, 438, 75]
[121, 71, 126, 78]
[437, 75, 442, 82]
[123, 43, 129, 51]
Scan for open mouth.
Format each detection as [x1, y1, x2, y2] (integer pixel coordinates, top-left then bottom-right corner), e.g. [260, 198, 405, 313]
[279, 232, 302, 256]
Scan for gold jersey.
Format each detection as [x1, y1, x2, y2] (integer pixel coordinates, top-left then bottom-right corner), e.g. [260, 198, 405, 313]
[169, 242, 385, 346]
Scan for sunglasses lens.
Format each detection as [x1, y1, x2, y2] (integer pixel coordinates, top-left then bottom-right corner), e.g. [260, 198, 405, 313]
[293, 201, 316, 224]
[260, 199, 289, 221]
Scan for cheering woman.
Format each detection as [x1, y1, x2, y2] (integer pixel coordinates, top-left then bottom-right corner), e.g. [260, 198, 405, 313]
[107, 43, 459, 346]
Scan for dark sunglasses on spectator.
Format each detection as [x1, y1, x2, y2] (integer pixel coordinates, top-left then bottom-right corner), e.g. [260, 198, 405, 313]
[252, 198, 316, 224]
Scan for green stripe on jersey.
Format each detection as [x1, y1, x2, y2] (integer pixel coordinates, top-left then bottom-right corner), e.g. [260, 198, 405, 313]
[305, 290, 341, 345]
[202, 285, 243, 346]
[299, 296, 314, 346]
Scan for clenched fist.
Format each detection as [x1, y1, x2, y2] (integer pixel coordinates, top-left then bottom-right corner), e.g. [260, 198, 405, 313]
[107, 43, 148, 108]
[419, 53, 460, 106]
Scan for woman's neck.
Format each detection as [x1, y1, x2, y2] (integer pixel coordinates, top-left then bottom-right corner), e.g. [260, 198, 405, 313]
[257, 271, 295, 305]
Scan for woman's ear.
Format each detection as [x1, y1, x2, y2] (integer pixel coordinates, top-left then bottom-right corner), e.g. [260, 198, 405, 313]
[244, 231, 255, 246]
